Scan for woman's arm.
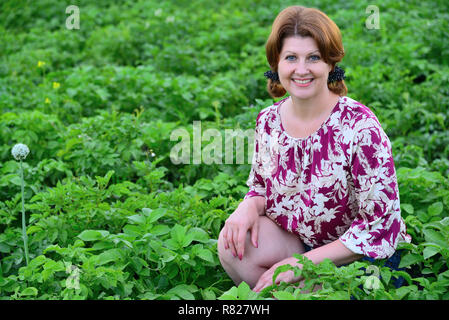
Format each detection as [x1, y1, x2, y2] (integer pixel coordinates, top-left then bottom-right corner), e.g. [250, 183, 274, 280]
[252, 238, 363, 292]
[303, 238, 363, 266]
[239, 196, 266, 217]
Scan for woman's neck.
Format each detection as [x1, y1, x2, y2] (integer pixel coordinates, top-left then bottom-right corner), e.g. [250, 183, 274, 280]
[289, 91, 340, 122]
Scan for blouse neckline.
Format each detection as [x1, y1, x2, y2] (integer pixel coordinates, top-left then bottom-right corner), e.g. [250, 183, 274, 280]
[275, 95, 343, 141]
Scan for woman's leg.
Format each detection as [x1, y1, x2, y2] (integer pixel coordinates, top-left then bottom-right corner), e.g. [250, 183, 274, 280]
[217, 215, 305, 288]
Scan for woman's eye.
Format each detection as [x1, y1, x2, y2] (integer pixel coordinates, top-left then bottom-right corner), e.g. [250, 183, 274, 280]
[285, 55, 320, 61]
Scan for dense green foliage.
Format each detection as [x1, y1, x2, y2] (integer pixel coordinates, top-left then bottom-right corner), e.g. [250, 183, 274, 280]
[0, 0, 448, 299]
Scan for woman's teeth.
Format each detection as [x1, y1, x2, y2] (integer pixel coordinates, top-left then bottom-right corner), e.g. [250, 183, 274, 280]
[293, 79, 313, 84]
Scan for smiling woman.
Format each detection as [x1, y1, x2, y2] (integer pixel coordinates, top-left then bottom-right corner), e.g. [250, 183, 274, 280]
[265, 6, 347, 99]
[217, 5, 411, 292]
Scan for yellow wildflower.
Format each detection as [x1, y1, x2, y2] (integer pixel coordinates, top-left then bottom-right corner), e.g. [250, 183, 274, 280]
[37, 61, 46, 68]
[53, 82, 60, 89]
[45, 97, 51, 104]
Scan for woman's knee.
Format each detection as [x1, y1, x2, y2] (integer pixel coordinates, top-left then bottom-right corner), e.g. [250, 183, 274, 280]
[218, 215, 304, 266]
[250, 215, 305, 266]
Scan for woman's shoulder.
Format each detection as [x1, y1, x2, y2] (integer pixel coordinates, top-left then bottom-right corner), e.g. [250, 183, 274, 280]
[338, 96, 392, 151]
[254, 97, 287, 127]
[338, 96, 383, 131]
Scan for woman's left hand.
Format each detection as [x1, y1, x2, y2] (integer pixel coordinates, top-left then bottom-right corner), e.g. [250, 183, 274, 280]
[252, 257, 303, 292]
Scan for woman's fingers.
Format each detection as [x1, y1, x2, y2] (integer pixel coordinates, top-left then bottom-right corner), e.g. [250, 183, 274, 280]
[223, 219, 248, 260]
[236, 226, 249, 260]
[250, 218, 259, 248]
[223, 213, 258, 260]
[226, 227, 238, 258]
[253, 269, 272, 292]
[232, 226, 244, 259]
[221, 225, 228, 250]
[253, 262, 298, 292]
[222, 224, 235, 256]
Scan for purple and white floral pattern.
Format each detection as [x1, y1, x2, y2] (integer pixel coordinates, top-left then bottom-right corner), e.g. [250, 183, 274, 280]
[244, 96, 411, 259]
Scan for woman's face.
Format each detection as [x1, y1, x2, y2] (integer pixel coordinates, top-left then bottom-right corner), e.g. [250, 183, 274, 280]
[278, 36, 332, 100]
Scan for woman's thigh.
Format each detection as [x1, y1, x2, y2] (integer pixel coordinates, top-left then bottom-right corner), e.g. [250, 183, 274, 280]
[240, 215, 305, 268]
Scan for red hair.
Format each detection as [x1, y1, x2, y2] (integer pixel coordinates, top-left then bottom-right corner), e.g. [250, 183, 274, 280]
[265, 6, 347, 98]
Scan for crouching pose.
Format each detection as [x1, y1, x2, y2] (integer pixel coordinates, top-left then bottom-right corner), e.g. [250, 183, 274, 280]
[218, 5, 411, 292]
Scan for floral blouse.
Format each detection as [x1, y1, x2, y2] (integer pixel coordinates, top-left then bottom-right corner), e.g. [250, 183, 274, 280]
[244, 95, 411, 259]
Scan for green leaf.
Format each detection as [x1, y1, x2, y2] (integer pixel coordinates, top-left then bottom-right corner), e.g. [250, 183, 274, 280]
[417, 211, 429, 223]
[401, 203, 414, 214]
[167, 284, 197, 300]
[440, 217, 449, 226]
[123, 225, 142, 237]
[188, 227, 209, 243]
[325, 290, 350, 300]
[393, 271, 413, 286]
[272, 290, 296, 300]
[393, 286, 416, 300]
[197, 249, 214, 263]
[380, 268, 392, 286]
[95, 170, 114, 189]
[273, 264, 294, 283]
[26, 226, 43, 235]
[150, 224, 170, 236]
[9, 175, 22, 186]
[201, 288, 216, 300]
[143, 207, 167, 224]
[428, 202, 443, 216]
[139, 292, 161, 300]
[398, 253, 423, 268]
[171, 224, 193, 248]
[423, 229, 447, 248]
[77, 230, 110, 241]
[21, 287, 38, 296]
[0, 242, 10, 253]
[218, 286, 238, 300]
[423, 246, 440, 259]
[127, 214, 146, 225]
[92, 240, 115, 251]
[96, 249, 122, 266]
[237, 281, 251, 299]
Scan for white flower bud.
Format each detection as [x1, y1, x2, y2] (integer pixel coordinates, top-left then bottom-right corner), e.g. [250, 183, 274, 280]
[11, 143, 30, 161]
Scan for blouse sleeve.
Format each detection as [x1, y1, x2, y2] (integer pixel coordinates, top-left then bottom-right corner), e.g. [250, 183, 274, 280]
[243, 112, 267, 201]
[339, 117, 406, 259]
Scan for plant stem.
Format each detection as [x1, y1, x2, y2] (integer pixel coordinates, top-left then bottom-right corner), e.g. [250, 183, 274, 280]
[20, 160, 29, 265]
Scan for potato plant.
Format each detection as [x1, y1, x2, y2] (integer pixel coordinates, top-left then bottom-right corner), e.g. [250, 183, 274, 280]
[0, 0, 448, 300]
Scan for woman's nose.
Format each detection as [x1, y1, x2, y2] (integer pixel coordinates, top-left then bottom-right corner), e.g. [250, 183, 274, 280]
[294, 60, 310, 76]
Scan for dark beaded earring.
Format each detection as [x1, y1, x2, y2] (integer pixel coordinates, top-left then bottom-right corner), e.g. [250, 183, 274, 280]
[327, 66, 346, 83]
[264, 70, 280, 82]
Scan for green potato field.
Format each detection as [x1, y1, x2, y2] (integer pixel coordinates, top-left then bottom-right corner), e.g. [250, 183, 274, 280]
[0, 0, 448, 300]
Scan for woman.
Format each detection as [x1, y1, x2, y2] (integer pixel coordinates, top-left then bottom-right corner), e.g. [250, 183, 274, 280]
[217, 5, 411, 293]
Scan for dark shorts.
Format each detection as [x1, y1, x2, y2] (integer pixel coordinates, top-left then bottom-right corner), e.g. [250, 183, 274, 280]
[303, 243, 405, 289]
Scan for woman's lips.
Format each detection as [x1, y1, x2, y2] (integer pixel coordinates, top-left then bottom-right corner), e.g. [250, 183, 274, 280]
[292, 78, 314, 87]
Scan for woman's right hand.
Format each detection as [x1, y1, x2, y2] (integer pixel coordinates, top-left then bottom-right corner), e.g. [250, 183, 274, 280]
[221, 200, 261, 260]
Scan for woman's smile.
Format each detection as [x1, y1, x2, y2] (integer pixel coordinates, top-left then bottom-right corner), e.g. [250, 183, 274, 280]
[292, 78, 314, 87]
[278, 36, 332, 100]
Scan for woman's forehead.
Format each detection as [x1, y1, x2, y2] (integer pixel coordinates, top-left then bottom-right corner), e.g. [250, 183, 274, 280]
[280, 36, 319, 55]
